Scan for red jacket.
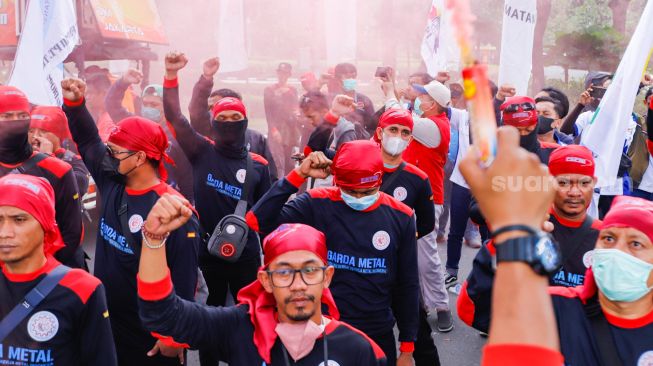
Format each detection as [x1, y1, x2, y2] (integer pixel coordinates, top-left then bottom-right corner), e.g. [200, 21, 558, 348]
[403, 112, 450, 204]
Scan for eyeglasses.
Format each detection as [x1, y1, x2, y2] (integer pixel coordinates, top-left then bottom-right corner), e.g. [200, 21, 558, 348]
[504, 103, 536, 113]
[106, 145, 137, 160]
[266, 266, 327, 288]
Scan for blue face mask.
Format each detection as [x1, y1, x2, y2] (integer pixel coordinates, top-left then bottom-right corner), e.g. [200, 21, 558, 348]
[413, 98, 424, 116]
[342, 79, 357, 92]
[592, 248, 653, 302]
[142, 107, 162, 122]
[341, 190, 379, 211]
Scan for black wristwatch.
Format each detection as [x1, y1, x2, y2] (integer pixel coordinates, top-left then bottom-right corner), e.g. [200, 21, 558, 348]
[495, 232, 562, 276]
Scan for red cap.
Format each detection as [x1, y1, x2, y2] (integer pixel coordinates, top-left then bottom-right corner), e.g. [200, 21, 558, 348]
[548, 145, 595, 177]
[332, 140, 384, 190]
[211, 97, 247, 120]
[374, 109, 414, 142]
[262, 223, 327, 267]
[30, 106, 71, 141]
[0, 174, 64, 256]
[108, 117, 174, 181]
[236, 223, 340, 364]
[602, 196, 653, 244]
[0, 86, 30, 114]
[500, 96, 537, 127]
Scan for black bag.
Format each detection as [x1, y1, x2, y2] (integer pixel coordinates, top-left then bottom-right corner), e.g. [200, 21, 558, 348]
[207, 155, 253, 262]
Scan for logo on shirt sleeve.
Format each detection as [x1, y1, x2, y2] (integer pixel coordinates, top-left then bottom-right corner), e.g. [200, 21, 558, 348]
[128, 214, 144, 233]
[638, 351, 653, 366]
[236, 169, 247, 184]
[27, 311, 59, 342]
[392, 187, 408, 202]
[372, 231, 391, 251]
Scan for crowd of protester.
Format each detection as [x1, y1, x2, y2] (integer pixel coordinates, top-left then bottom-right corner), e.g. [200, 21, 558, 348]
[0, 48, 652, 366]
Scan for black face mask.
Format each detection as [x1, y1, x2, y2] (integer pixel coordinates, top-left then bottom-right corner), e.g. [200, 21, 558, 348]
[101, 148, 139, 184]
[0, 119, 32, 164]
[537, 116, 556, 135]
[212, 118, 248, 159]
[519, 128, 540, 153]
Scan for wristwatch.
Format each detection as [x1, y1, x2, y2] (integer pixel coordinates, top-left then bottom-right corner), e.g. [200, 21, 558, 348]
[495, 232, 562, 276]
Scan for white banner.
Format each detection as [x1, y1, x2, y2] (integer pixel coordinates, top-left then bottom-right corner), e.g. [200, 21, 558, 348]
[581, 1, 653, 188]
[324, 0, 357, 65]
[8, 0, 79, 106]
[420, 0, 460, 76]
[497, 0, 537, 95]
[216, 0, 247, 73]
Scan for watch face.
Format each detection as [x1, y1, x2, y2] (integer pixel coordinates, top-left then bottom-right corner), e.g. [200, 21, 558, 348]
[535, 235, 562, 272]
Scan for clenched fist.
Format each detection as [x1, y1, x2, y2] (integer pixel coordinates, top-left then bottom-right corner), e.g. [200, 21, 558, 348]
[165, 51, 189, 78]
[203, 57, 221, 80]
[122, 69, 143, 85]
[144, 193, 193, 236]
[61, 78, 87, 102]
[330, 95, 356, 117]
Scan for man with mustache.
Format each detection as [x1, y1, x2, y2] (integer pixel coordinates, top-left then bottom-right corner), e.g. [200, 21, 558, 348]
[137, 205, 386, 365]
[458, 144, 602, 332]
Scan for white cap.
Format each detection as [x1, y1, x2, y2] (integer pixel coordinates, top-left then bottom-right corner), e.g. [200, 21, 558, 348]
[414, 81, 451, 108]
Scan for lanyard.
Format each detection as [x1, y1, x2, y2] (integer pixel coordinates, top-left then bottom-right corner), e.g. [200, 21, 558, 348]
[280, 329, 328, 366]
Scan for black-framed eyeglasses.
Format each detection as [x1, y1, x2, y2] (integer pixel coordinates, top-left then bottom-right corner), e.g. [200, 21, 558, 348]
[266, 266, 327, 288]
[504, 103, 535, 113]
[106, 145, 137, 160]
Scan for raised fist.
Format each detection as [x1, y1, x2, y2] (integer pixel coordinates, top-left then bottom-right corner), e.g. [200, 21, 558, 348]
[203, 57, 221, 79]
[496, 84, 516, 101]
[296, 151, 332, 180]
[330, 95, 356, 117]
[61, 78, 87, 102]
[165, 51, 189, 74]
[122, 69, 143, 85]
[144, 193, 193, 236]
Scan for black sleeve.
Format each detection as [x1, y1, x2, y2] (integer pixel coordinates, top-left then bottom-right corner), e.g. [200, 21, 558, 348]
[104, 79, 135, 123]
[52, 168, 83, 267]
[492, 97, 503, 125]
[560, 103, 586, 136]
[457, 244, 495, 333]
[305, 122, 335, 154]
[394, 216, 420, 342]
[189, 75, 214, 137]
[80, 284, 118, 366]
[414, 178, 435, 239]
[165, 216, 201, 302]
[259, 135, 278, 182]
[163, 80, 209, 161]
[70, 156, 90, 197]
[63, 101, 114, 191]
[139, 290, 243, 356]
[247, 177, 313, 237]
[167, 142, 195, 201]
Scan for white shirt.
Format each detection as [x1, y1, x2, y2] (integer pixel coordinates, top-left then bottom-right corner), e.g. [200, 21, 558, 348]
[449, 108, 471, 189]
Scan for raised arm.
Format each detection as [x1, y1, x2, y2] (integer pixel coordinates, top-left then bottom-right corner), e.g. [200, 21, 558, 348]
[162, 51, 209, 161]
[105, 69, 142, 123]
[189, 57, 220, 137]
[560, 88, 593, 136]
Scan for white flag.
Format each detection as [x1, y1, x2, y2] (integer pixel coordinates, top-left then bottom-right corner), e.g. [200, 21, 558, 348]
[420, 0, 460, 76]
[497, 0, 537, 95]
[8, 0, 78, 106]
[324, 0, 357, 65]
[216, 0, 247, 73]
[581, 1, 653, 188]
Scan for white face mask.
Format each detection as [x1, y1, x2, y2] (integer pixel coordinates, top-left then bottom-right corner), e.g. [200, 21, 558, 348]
[381, 133, 409, 156]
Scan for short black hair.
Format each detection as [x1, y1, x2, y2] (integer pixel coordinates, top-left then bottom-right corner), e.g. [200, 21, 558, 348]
[540, 87, 569, 117]
[334, 63, 357, 78]
[299, 91, 329, 111]
[210, 88, 242, 100]
[408, 72, 434, 85]
[535, 96, 564, 119]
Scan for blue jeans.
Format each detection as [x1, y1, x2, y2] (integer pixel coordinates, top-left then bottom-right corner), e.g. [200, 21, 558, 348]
[446, 183, 471, 275]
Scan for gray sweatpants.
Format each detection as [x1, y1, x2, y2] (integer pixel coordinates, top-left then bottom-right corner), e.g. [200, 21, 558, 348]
[417, 204, 450, 311]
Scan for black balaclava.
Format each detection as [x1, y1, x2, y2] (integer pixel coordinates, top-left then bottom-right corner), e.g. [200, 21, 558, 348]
[213, 119, 248, 159]
[0, 119, 32, 164]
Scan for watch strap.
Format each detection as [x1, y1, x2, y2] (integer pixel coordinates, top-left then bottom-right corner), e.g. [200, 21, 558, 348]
[491, 224, 538, 238]
[495, 235, 538, 263]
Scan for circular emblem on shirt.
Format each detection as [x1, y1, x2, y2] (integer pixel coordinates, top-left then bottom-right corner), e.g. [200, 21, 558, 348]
[638, 351, 653, 366]
[319, 361, 341, 366]
[128, 214, 144, 233]
[372, 231, 391, 251]
[236, 169, 247, 184]
[393, 187, 408, 202]
[27, 311, 59, 342]
[582, 250, 594, 269]
[226, 224, 236, 235]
